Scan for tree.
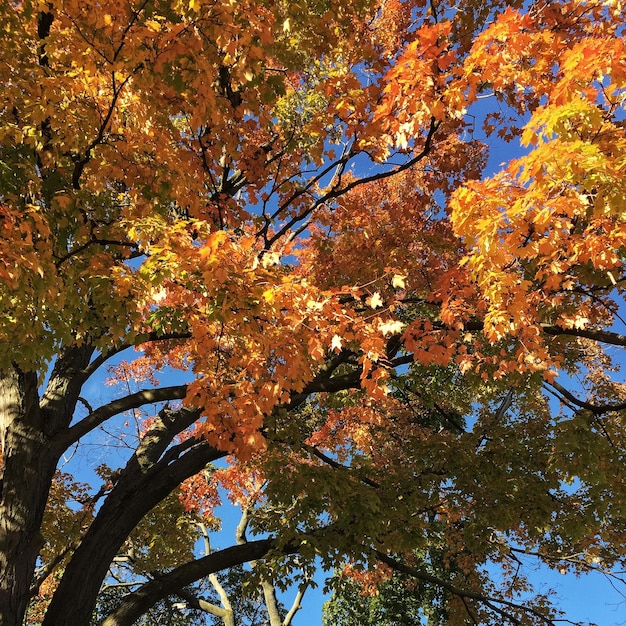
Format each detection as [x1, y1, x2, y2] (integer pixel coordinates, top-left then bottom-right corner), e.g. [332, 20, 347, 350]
[323, 540, 454, 626]
[322, 568, 443, 626]
[0, 0, 625, 625]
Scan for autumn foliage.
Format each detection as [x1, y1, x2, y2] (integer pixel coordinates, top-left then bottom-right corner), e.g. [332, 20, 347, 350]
[0, 1, 625, 625]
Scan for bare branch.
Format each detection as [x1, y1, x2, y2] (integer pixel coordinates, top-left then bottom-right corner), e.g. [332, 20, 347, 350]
[546, 380, 626, 415]
[55, 386, 188, 449]
[282, 577, 310, 626]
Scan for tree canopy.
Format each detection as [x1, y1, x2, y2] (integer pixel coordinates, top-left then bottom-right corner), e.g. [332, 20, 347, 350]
[0, 0, 625, 625]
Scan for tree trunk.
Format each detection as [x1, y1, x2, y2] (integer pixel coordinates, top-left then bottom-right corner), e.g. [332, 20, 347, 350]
[0, 368, 55, 626]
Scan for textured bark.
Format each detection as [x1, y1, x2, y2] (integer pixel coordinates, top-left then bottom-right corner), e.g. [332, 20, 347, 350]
[0, 344, 94, 626]
[0, 368, 53, 626]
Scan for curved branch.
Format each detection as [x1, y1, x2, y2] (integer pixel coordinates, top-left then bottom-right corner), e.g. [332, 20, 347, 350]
[43, 433, 226, 626]
[101, 538, 297, 626]
[83, 331, 192, 380]
[55, 385, 188, 449]
[546, 380, 626, 415]
[541, 325, 626, 347]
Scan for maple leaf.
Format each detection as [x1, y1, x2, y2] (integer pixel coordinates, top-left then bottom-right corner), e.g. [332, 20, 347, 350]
[331, 334, 343, 352]
[391, 274, 406, 289]
[366, 292, 384, 309]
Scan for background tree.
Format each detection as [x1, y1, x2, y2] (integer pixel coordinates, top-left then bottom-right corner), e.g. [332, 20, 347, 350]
[322, 569, 444, 626]
[0, 1, 624, 625]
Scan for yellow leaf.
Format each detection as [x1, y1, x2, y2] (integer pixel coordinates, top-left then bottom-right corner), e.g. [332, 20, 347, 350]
[379, 320, 404, 337]
[331, 334, 343, 352]
[262, 251, 280, 268]
[392, 274, 406, 289]
[366, 292, 383, 309]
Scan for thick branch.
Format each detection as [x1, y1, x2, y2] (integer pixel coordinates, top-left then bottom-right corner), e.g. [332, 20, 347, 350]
[541, 325, 626, 347]
[43, 408, 224, 626]
[101, 539, 291, 626]
[435, 318, 626, 349]
[55, 385, 188, 449]
[102, 521, 338, 626]
[40, 344, 95, 436]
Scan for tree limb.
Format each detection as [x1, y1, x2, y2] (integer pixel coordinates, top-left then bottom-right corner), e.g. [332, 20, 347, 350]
[83, 331, 192, 380]
[375, 551, 557, 625]
[546, 380, 626, 415]
[55, 386, 188, 449]
[174, 588, 233, 623]
[541, 325, 626, 347]
[282, 576, 310, 626]
[101, 539, 294, 626]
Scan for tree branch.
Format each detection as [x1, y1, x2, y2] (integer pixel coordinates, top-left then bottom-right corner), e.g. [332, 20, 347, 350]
[101, 539, 292, 626]
[55, 386, 188, 449]
[265, 118, 441, 248]
[43, 432, 226, 626]
[174, 588, 233, 622]
[197, 522, 235, 626]
[83, 331, 192, 380]
[303, 443, 380, 489]
[541, 325, 626, 347]
[374, 552, 557, 625]
[546, 380, 626, 415]
[282, 576, 310, 626]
